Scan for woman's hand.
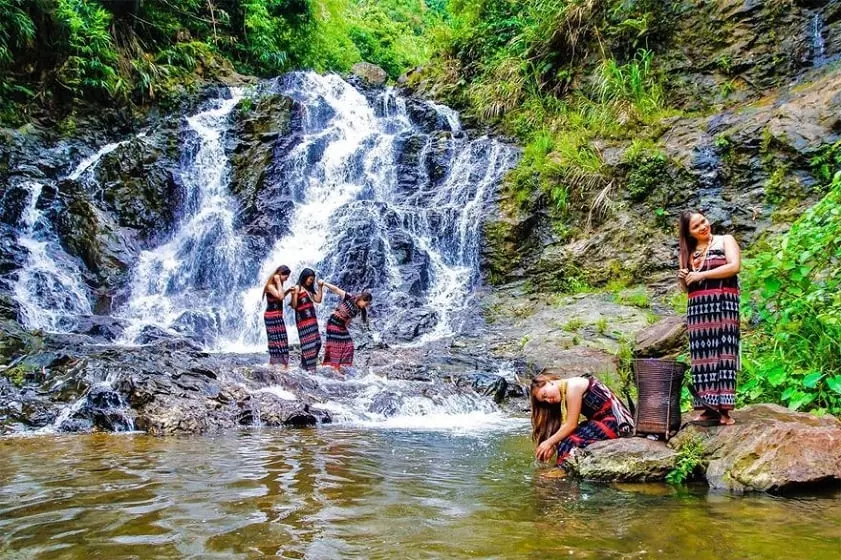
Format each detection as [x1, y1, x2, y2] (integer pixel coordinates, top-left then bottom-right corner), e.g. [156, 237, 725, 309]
[535, 439, 557, 463]
[678, 268, 689, 280]
[318, 279, 324, 287]
[685, 271, 705, 285]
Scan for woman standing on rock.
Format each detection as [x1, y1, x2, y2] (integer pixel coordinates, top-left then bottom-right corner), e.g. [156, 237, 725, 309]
[678, 210, 741, 426]
[263, 265, 293, 367]
[291, 268, 324, 372]
[531, 372, 634, 473]
[320, 282, 372, 371]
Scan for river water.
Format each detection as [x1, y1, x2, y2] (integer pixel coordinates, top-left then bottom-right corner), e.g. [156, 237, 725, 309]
[1, 428, 839, 559]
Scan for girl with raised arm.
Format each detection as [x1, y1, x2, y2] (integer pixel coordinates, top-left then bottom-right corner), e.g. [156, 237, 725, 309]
[678, 210, 742, 426]
[320, 281, 372, 370]
[263, 265, 292, 367]
[291, 268, 324, 372]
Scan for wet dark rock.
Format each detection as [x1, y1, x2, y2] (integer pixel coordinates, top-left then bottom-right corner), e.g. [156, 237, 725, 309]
[457, 373, 509, 404]
[368, 391, 405, 417]
[89, 129, 185, 247]
[72, 315, 127, 342]
[42, 180, 137, 291]
[404, 98, 451, 133]
[228, 92, 296, 246]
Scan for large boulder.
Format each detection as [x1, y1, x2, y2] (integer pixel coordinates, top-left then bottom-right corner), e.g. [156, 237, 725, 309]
[568, 438, 679, 482]
[634, 316, 688, 358]
[351, 62, 388, 86]
[671, 404, 841, 493]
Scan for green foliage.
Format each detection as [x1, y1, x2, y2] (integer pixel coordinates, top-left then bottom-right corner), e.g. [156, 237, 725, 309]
[348, 0, 446, 79]
[595, 316, 608, 334]
[666, 435, 705, 485]
[0, 0, 34, 65]
[593, 49, 663, 117]
[614, 287, 651, 308]
[0, 0, 445, 121]
[563, 317, 584, 332]
[810, 140, 841, 188]
[741, 169, 841, 415]
[623, 139, 668, 201]
[55, 0, 122, 98]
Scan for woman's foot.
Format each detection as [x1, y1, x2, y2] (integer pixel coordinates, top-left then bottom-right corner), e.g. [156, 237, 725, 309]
[719, 412, 735, 425]
[688, 410, 720, 427]
[692, 410, 719, 422]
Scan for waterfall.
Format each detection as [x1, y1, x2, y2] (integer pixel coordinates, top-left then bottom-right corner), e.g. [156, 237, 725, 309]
[812, 12, 827, 67]
[12, 181, 93, 331]
[117, 89, 248, 345]
[110, 73, 516, 351]
[7, 73, 516, 352]
[230, 73, 517, 351]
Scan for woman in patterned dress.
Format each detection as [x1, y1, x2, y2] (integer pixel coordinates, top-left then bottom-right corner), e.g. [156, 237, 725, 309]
[291, 268, 324, 372]
[320, 281, 372, 370]
[531, 372, 634, 473]
[263, 265, 292, 367]
[678, 210, 742, 426]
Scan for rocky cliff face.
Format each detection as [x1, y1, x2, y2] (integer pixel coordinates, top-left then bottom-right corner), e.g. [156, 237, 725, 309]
[480, 0, 841, 290]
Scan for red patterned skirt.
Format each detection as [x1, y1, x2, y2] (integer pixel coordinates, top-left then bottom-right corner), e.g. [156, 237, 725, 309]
[295, 292, 322, 372]
[323, 315, 354, 367]
[264, 309, 288, 366]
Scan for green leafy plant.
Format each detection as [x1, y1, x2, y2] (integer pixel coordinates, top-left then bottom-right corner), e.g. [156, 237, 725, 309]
[666, 435, 705, 484]
[741, 169, 841, 414]
[623, 140, 669, 201]
[55, 0, 122, 98]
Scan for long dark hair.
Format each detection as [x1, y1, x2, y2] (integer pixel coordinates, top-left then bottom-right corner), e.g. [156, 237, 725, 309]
[678, 210, 702, 269]
[297, 268, 316, 294]
[354, 290, 373, 324]
[530, 372, 564, 445]
[263, 265, 291, 296]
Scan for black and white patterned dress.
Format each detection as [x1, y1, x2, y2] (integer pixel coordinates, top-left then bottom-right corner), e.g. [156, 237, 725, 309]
[686, 235, 740, 411]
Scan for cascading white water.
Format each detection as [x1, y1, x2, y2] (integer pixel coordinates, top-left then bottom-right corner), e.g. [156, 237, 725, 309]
[812, 12, 827, 66]
[68, 133, 145, 181]
[13, 181, 93, 331]
[118, 89, 247, 345]
[232, 73, 518, 351]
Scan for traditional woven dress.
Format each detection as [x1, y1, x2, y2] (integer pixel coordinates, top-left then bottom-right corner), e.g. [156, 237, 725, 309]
[295, 289, 322, 371]
[323, 293, 361, 368]
[556, 377, 633, 470]
[687, 234, 740, 412]
[264, 293, 289, 366]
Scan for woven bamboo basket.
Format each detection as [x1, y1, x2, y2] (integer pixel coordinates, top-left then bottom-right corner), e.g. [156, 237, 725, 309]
[632, 358, 687, 440]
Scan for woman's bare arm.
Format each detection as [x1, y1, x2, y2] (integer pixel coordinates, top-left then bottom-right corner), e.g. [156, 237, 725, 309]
[535, 378, 587, 462]
[702, 234, 741, 279]
[321, 281, 346, 300]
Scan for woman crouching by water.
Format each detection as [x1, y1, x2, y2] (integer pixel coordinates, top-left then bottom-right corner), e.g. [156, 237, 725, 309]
[531, 372, 634, 473]
[320, 281, 372, 371]
[263, 265, 292, 367]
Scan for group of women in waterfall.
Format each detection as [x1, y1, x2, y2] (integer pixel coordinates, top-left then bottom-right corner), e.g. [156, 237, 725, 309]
[262, 266, 372, 371]
[530, 210, 741, 473]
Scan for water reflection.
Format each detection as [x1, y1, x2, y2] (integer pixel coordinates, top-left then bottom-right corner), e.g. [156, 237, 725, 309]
[0, 429, 839, 559]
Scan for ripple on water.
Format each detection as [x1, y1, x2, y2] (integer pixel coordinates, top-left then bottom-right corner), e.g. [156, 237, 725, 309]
[0, 430, 839, 559]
